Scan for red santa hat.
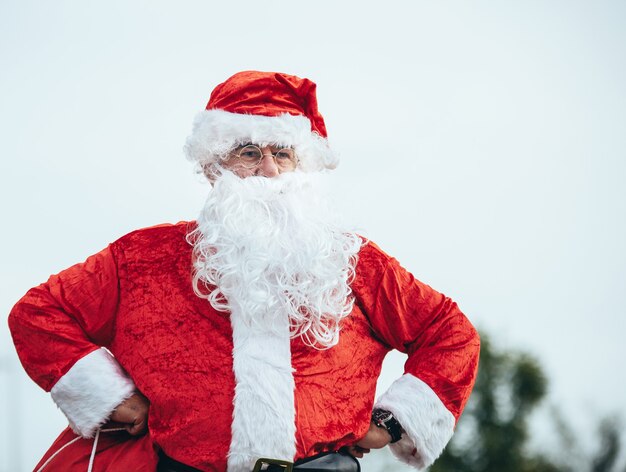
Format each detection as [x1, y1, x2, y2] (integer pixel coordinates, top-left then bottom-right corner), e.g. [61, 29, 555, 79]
[184, 71, 338, 172]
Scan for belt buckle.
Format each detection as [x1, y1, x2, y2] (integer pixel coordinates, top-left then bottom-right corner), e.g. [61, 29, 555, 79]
[252, 458, 294, 472]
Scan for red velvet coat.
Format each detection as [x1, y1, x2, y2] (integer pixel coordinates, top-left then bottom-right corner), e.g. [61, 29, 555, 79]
[9, 222, 479, 471]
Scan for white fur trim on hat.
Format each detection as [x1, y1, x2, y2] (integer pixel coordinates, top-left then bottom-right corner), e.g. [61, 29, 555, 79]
[184, 109, 338, 173]
[375, 373, 456, 470]
[50, 348, 136, 438]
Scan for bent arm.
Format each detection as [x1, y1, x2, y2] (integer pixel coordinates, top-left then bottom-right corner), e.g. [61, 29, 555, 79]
[8, 245, 136, 437]
[352, 241, 480, 469]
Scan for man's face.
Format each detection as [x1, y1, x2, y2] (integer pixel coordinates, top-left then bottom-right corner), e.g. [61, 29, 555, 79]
[222, 144, 298, 178]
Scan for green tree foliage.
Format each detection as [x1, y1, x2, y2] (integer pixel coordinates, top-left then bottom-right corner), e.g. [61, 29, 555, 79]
[557, 417, 626, 472]
[592, 419, 623, 472]
[429, 336, 559, 472]
[428, 334, 625, 472]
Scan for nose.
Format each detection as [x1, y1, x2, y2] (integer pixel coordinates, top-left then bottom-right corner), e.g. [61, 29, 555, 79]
[256, 147, 280, 177]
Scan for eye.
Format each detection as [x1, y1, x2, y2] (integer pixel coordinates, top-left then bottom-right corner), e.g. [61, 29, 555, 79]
[238, 145, 262, 161]
[275, 149, 295, 160]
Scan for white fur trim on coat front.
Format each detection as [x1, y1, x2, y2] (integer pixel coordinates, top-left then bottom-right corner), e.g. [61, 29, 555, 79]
[227, 308, 297, 472]
[184, 109, 338, 172]
[375, 373, 455, 470]
[50, 348, 136, 438]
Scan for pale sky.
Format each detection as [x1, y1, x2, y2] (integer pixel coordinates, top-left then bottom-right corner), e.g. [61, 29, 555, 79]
[1, 1, 625, 470]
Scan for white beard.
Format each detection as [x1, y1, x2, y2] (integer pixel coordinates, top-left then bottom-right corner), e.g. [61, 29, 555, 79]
[189, 170, 362, 349]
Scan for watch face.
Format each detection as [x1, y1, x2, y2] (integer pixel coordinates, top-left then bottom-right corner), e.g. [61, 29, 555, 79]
[372, 409, 403, 443]
[373, 409, 393, 424]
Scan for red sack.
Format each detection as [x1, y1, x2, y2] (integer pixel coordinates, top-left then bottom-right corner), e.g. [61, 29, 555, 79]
[34, 427, 159, 472]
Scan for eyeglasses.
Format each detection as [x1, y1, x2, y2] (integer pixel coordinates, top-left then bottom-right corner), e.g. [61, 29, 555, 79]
[228, 144, 298, 172]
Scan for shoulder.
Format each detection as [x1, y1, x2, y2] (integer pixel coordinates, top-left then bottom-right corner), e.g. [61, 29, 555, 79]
[353, 239, 394, 289]
[115, 221, 194, 243]
[355, 238, 394, 273]
[110, 221, 196, 258]
[353, 238, 420, 293]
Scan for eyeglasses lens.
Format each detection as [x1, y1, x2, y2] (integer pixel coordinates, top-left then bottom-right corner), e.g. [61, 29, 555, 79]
[237, 145, 297, 171]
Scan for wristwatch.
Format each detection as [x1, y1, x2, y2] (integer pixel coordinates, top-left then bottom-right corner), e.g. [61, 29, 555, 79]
[372, 408, 403, 443]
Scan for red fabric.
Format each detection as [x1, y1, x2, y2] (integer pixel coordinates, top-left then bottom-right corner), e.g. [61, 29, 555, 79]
[8, 246, 119, 391]
[206, 71, 328, 137]
[352, 241, 480, 421]
[9, 222, 479, 471]
[34, 427, 158, 471]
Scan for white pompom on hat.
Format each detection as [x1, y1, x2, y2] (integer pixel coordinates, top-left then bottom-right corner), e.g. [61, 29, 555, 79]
[184, 71, 338, 172]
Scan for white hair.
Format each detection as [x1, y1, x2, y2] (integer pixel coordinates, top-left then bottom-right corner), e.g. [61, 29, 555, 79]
[188, 170, 362, 349]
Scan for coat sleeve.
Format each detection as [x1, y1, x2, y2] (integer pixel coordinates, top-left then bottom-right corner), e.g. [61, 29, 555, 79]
[7, 245, 136, 438]
[351, 241, 480, 470]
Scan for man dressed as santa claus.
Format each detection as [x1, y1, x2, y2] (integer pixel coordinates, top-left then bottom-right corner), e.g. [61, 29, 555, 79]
[9, 71, 480, 472]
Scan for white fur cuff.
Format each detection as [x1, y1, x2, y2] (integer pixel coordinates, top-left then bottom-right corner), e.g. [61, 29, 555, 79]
[50, 348, 136, 438]
[375, 373, 455, 470]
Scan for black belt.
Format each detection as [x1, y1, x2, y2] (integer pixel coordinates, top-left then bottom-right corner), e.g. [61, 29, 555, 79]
[157, 450, 360, 472]
[157, 450, 203, 472]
